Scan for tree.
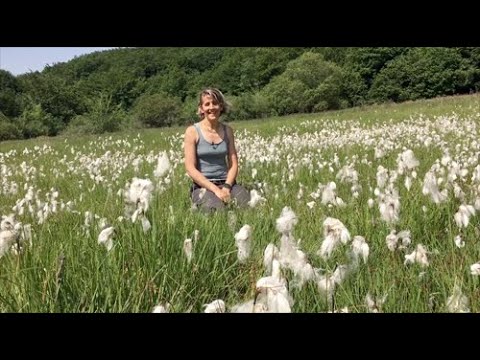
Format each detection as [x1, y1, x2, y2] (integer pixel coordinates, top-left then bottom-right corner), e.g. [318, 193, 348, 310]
[344, 47, 410, 88]
[18, 72, 86, 127]
[261, 52, 345, 115]
[369, 48, 475, 102]
[0, 69, 23, 117]
[133, 92, 182, 127]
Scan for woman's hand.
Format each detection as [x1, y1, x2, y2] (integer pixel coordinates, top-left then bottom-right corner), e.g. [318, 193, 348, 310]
[214, 187, 231, 203]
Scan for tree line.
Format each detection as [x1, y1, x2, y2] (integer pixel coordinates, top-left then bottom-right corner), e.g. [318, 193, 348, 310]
[1, 47, 479, 141]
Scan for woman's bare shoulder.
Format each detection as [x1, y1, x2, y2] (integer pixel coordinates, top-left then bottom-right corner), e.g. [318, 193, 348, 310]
[185, 124, 197, 135]
[185, 125, 199, 143]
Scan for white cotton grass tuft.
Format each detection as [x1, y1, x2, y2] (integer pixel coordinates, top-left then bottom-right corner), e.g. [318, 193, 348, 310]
[234, 224, 252, 263]
[397, 149, 419, 173]
[441, 154, 451, 167]
[453, 183, 465, 200]
[0, 214, 29, 257]
[367, 198, 375, 208]
[275, 233, 316, 289]
[98, 226, 115, 251]
[17, 223, 32, 246]
[315, 265, 349, 297]
[385, 230, 398, 252]
[183, 230, 200, 263]
[365, 293, 388, 313]
[330, 307, 349, 313]
[204, 299, 226, 313]
[141, 217, 151, 233]
[378, 190, 400, 224]
[320, 182, 345, 207]
[446, 283, 470, 313]
[297, 186, 304, 200]
[453, 204, 476, 228]
[153, 152, 170, 178]
[248, 189, 266, 208]
[336, 165, 358, 184]
[256, 259, 293, 313]
[404, 244, 429, 267]
[0, 229, 18, 257]
[351, 236, 369, 264]
[404, 176, 412, 191]
[422, 171, 448, 204]
[183, 239, 194, 263]
[376, 165, 389, 189]
[263, 243, 279, 275]
[230, 300, 254, 313]
[454, 235, 465, 248]
[230, 300, 268, 313]
[474, 197, 480, 211]
[124, 178, 154, 211]
[0, 214, 16, 231]
[318, 217, 350, 259]
[123, 178, 155, 222]
[275, 206, 297, 235]
[97, 217, 108, 230]
[470, 262, 480, 276]
[131, 209, 141, 223]
[152, 303, 171, 313]
[320, 182, 336, 205]
[331, 264, 350, 285]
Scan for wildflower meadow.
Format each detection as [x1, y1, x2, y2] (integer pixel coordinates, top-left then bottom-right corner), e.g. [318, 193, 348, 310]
[1, 94, 480, 313]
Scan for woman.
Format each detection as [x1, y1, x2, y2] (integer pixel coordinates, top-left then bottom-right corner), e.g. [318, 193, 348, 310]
[184, 88, 250, 211]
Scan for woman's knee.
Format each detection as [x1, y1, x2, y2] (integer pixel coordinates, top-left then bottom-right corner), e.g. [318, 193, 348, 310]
[231, 184, 251, 207]
[204, 195, 225, 211]
[193, 190, 225, 211]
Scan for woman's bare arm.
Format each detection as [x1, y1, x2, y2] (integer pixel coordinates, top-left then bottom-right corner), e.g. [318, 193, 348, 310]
[224, 125, 238, 186]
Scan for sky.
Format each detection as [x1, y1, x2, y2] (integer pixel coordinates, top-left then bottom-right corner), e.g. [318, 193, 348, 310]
[0, 47, 117, 76]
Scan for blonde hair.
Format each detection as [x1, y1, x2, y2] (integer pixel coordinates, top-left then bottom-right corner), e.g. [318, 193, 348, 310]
[197, 88, 231, 119]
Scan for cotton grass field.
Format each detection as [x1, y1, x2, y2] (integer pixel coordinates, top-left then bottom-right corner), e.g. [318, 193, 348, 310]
[1, 94, 480, 313]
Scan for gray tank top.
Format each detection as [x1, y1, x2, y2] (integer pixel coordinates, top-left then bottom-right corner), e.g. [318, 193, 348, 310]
[194, 123, 229, 180]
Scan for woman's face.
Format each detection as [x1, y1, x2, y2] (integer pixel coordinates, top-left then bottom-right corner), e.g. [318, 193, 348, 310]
[200, 95, 221, 121]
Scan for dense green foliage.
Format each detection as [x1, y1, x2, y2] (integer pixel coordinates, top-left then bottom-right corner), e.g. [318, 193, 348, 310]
[1, 47, 480, 141]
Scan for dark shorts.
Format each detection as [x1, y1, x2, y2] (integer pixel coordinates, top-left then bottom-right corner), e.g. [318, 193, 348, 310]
[190, 179, 227, 194]
[190, 180, 251, 211]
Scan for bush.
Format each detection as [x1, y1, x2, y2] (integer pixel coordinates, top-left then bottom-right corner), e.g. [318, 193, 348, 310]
[338, 69, 368, 107]
[261, 52, 345, 115]
[16, 103, 62, 138]
[0, 70, 23, 117]
[262, 78, 309, 115]
[133, 92, 182, 127]
[228, 92, 274, 120]
[64, 94, 130, 135]
[369, 48, 475, 102]
[179, 96, 199, 126]
[0, 112, 21, 141]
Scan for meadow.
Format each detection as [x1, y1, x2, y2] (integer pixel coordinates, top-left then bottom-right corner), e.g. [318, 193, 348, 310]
[1, 93, 480, 313]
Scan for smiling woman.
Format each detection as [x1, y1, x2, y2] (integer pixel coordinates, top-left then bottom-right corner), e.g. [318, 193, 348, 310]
[183, 88, 250, 212]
